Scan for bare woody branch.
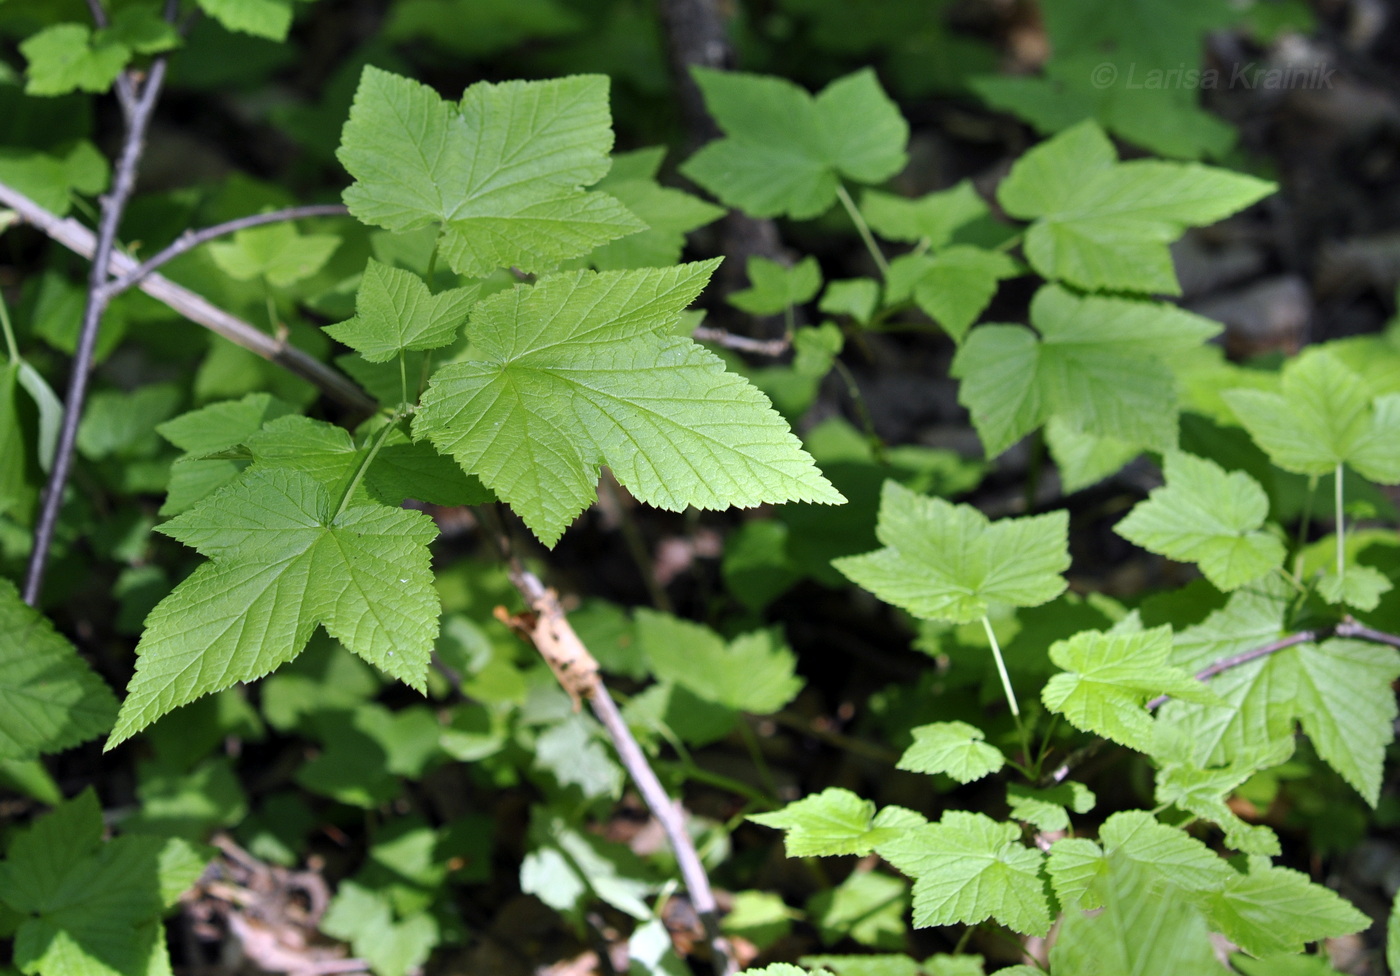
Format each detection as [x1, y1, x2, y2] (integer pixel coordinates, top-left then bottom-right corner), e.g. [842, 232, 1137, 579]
[23, 59, 168, 605]
[0, 181, 376, 416]
[503, 566, 738, 976]
[107, 204, 351, 296]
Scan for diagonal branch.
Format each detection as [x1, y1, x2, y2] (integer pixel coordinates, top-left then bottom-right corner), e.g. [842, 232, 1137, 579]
[0, 180, 376, 415]
[23, 58, 167, 605]
[501, 563, 737, 976]
[105, 204, 351, 296]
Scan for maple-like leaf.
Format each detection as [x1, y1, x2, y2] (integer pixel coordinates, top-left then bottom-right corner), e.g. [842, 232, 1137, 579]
[338, 67, 644, 276]
[1115, 452, 1285, 591]
[834, 480, 1069, 625]
[877, 811, 1051, 936]
[326, 260, 479, 363]
[749, 788, 922, 858]
[897, 721, 1005, 784]
[996, 120, 1274, 294]
[108, 468, 439, 747]
[414, 261, 842, 546]
[680, 67, 908, 219]
[951, 284, 1219, 458]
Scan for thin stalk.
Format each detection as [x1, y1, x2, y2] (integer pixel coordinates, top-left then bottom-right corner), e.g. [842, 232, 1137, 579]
[425, 234, 441, 284]
[835, 183, 889, 278]
[602, 477, 673, 612]
[982, 614, 1031, 762]
[0, 293, 18, 362]
[398, 350, 409, 413]
[334, 415, 399, 520]
[1294, 474, 1318, 578]
[1272, 564, 1309, 597]
[1334, 462, 1346, 579]
[23, 58, 168, 606]
[737, 717, 781, 800]
[831, 357, 886, 464]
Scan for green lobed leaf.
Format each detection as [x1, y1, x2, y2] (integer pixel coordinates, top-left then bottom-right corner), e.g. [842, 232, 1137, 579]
[1203, 859, 1368, 957]
[1042, 626, 1219, 752]
[1047, 810, 1230, 911]
[896, 721, 1005, 784]
[1222, 350, 1400, 482]
[0, 142, 108, 218]
[207, 221, 341, 287]
[1154, 760, 1283, 856]
[414, 262, 842, 545]
[886, 248, 1020, 343]
[0, 578, 118, 762]
[861, 181, 987, 247]
[587, 147, 723, 270]
[680, 67, 908, 219]
[21, 24, 129, 97]
[0, 789, 209, 976]
[1005, 782, 1095, 832]
[338, 67, 644, 276]
[321, 882, 440, 976]
[808, 870, 908, 949]
[749, 788, 918, 858]
[834, 480, 1069, 625]
[1316, 565, 1392, 611]
[1115, 452, 1286, 590]
[635, 609, 802, 714]
[107, 467, 440, 747]
[326, 260, 479, 364]
[951, 284, 1219, 458]
[1049, 852, 1227, 976]
[728, 256, 823, 315]
[876, 811, 1050, 936]
[195, 0, 296, 41]
[997, 120, 1274, 293]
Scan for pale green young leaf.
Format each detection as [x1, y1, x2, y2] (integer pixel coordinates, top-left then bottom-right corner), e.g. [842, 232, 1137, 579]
[1047, 810, 1231, 911]
[861, 181, 987, 247]
[207, 221, 340, 287]
[195, 0, 295, 40]
[1317, 565, 1392, 611]
[997, 120, 1274, 294]
[885, 247, 1019, 342]
[799, 956, 917, 976]
[1155, 577, 1295, 770]
[0, 790, 209, 976]
[414, 262, 842, 546]
[876, 811, 1050, 936]
[587, 147, 723, 270]
[21, 24, 129, 96]
[321, 882, 439, 976]
[1042, 626, 1218, 752]
[680, 67, 908, 219]
[326, 260, 478, 363]
[749, 788, 898, 858]
[951, 285, 1219, 457]
[157, 393, 296, 515]
[1223, 351, 1400, 482]
[1204, 860, 1368, 957]
[107, 468, 439, 747]
[1049, 853, 1227, 976]
[834, 480, 1069, 625]
[1115, 452, 1285, 590]
[1154, 761, 1282, 856]
[791, 323, 844, 379]
[819, 278, 880, 324]
[808, 870, 908, 948]
[1292, 638, 1400, 805]
[635, 609, 802, 715]
[1233, 955, 1346, 976]
[1044, 416, 1140, 493]
[0, 578, 117, 761]
[728, 256, 823, 315]
[0, 142, 108, 217]
[1005, 782, 1094, 832]
[107, 5, 181, 55]
[338, 68, 643, 276]
[896, 721, 1005, 784]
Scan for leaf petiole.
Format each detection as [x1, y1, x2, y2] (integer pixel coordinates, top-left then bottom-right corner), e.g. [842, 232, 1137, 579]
[982, 613, 1032, 764]
[835, 182, 890, 278]
[1335, 462, 1346, 580]
[333, 412, 401, 520]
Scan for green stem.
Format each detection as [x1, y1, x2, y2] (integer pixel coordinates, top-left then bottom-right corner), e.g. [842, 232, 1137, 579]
[425, 233, 441, 284]
[334, 414, 399, 520]
[0, 292, 18, 363]
[993, 231, 1024, 253]
[263, 281, 279, 334]
[982, 614, 1031, 762]
[831, 357, 886, 464]
[1272, 564, 1309, 597]
[1335, 462, 1346, 579]
[1294, 474, 1318, 578]
[398, 350, 409, 412]
[835, 183, 889, 278]
[738, 717, 782, 800]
